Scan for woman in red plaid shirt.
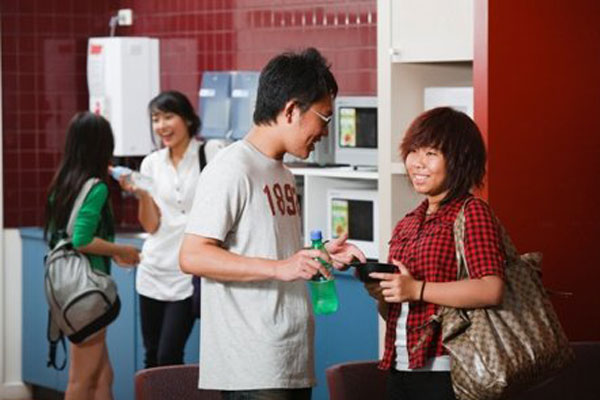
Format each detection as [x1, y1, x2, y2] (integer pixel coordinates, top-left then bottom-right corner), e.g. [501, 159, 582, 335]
[366, 107, 506, 400]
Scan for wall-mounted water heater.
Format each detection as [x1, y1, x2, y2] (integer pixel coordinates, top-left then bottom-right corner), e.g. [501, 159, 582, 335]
[87, 37, 159, 156]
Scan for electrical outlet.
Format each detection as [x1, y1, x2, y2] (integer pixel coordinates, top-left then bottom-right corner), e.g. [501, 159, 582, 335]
[117, 9, 133, 26]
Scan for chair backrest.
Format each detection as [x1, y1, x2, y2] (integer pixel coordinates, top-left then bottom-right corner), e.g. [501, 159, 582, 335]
[325, 343, 600, 400]
[326, 360, 387, 400]
[135, 364, 222, 400]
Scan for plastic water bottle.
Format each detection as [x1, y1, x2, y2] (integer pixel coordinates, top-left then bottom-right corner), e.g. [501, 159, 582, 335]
[110, 166, 154, 193]
[308, 230, 339, 315]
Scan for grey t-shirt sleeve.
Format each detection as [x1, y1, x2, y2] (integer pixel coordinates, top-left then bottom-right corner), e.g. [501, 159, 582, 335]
[185, 162, 247, 242]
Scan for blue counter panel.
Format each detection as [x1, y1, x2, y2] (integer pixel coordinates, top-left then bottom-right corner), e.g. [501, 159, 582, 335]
[312, 270, 379, 400]
[22, 228, 377, 400]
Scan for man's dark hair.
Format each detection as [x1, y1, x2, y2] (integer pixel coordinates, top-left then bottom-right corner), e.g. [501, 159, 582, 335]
[253, 47, 338, 125]
[400, 107, 487, 203]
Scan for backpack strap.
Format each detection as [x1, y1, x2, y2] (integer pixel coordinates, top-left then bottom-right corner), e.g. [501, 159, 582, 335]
[48, 177, 98, 370]
[47, 311, 67, 370]
[410, 197, 474, 352]
[198, 142, 207, 171]
[66, 178, 101, 237]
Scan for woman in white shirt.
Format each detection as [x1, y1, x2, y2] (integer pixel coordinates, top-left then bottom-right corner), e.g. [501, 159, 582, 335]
[120, 91, 201, 367]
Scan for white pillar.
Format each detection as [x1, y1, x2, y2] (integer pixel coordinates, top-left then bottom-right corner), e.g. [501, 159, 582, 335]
[1, 230, 31, 399]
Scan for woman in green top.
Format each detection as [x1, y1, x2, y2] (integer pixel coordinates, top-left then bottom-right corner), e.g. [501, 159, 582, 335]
[44, 112, 140, 400]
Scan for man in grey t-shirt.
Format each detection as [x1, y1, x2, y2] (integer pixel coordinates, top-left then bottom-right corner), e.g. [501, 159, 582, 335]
[180, 48, 366, 400]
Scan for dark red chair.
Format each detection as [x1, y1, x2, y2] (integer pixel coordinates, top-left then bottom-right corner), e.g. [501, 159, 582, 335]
[326, 360, 387, 400]
[326, 343, 600, 400]
[508, 341, 600, 400]
[135, 364, 221, 400]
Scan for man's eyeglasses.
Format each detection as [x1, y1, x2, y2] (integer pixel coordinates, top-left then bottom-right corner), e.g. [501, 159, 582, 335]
[309, 109, 332, 125]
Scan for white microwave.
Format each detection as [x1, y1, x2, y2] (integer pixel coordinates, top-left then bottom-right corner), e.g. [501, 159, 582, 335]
[334, 96, 378, 167]
[326, 188, 379, 260]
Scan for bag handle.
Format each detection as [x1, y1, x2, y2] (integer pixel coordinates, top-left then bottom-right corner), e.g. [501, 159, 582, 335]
[454, 197, 519, 279]
[453, 197, 474, 280]
[466, 204, 573, 298]
[410, 197, 474, 352]
[66, 178, 101, 237]
[457, 200, 538, 273]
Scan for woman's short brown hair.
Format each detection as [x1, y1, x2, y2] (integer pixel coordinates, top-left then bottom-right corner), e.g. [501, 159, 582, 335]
[400, 107, 486, 203]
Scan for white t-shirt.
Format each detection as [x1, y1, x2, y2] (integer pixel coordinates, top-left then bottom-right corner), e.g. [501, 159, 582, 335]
[136, 139, 202, 301]
[185, 140, 315, 390]
[395, 302, 450, 371]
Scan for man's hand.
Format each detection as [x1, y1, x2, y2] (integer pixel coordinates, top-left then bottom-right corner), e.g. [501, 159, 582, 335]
[275, 249, 331, 281]
[324, 233, 367, 270]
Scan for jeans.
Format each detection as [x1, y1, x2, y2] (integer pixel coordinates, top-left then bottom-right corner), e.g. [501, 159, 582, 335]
[221, 388, 312, 400]
[139, 294, 195, 368]
[386, 369, 456, 400]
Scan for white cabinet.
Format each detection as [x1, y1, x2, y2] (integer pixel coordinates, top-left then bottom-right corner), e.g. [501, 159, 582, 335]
[390, 0, 474, 62]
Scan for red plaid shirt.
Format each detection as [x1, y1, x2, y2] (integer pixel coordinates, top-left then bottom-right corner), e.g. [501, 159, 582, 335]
[379, 194, 505, 370]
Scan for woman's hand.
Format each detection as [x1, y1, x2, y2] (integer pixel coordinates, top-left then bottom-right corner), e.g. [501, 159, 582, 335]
[108, 167, 160, 232]
[117, 174, 134, 192]
[113, 245, 140, 267]
[324, 233, 367, 270]
[112, 171, 150, 199]
[369, 259, 422, 303]
[121, 175, 152, 199]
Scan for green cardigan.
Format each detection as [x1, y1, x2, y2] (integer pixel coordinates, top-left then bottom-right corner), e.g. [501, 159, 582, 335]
[49, 182, 115, 274]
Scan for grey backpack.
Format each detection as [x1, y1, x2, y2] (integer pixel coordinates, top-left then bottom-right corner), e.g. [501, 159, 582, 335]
[45, 178, 121, 369]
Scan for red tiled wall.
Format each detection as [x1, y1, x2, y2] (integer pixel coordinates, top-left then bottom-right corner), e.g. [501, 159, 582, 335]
[1, 0, 119, 227]
[2, 0, 377, 228]
[121, 0, 377, 115]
